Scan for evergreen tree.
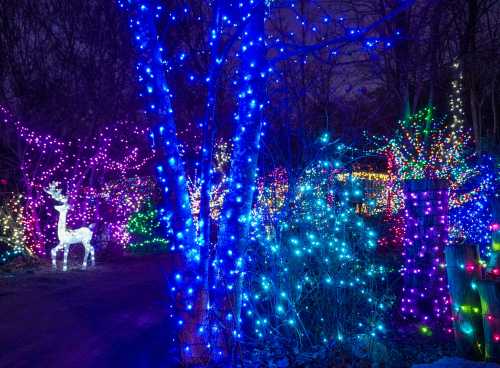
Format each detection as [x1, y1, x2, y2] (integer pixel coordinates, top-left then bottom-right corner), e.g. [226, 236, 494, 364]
[127, 201, 169, 253]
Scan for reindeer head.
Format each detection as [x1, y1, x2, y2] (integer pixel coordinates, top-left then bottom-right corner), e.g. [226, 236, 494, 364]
[44, 182, 69, 212]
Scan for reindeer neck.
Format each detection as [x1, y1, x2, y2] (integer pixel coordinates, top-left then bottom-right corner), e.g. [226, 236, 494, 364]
[57, 210, 68, 236]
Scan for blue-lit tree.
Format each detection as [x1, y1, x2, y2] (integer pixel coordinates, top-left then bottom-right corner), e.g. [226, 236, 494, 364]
[121, 1, 268, 362]
[119, 2, 202, 363]
[119, 0, 412, 364]
[450, 155, 497, 257]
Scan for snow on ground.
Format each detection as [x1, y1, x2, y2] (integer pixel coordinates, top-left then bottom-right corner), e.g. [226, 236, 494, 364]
[0, 255, 177, 368]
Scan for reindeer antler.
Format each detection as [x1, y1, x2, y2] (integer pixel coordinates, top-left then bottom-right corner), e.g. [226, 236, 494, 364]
[44, 181, 68, 203]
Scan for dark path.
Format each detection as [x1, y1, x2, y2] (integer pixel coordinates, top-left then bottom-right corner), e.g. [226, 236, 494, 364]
[0, 255, 178, 368]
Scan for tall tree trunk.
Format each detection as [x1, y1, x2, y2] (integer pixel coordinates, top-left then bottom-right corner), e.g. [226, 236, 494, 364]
[470, 79, 481, 152]
[461, 0, 481, 152]
[214, 0, 267, 362]
[126, 1, 195, 246]
[385, 0, 412, 118]
[124, 1, 204, 364]
[428, 2, 442, 108]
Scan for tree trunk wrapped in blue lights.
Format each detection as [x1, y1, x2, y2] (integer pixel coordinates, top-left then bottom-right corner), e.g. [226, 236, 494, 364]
[401, 179, 450, 332]
[120, 1, 206, 364]
[444, 243, 484, 359]
[213, 1, 267, 362]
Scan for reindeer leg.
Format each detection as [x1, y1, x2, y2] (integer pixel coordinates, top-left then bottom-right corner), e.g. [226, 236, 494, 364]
[51, 243, 62, 270]
[63, 244, 69, 272]
[90, 245, 95, 267]
[82, 242, 90, 270]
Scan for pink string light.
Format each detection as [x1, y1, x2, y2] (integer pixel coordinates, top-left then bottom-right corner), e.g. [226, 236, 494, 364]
[1, 105, 156, 255]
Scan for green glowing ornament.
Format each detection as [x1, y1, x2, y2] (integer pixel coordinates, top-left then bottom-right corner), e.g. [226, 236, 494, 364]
[419, 325, 433, 336]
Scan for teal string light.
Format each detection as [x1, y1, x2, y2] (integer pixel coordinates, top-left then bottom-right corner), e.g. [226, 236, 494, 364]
[246, 147, 394, 347]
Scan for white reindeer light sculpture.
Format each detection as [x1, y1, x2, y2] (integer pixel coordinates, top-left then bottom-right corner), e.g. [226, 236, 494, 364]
[45, 182, 95, 271]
